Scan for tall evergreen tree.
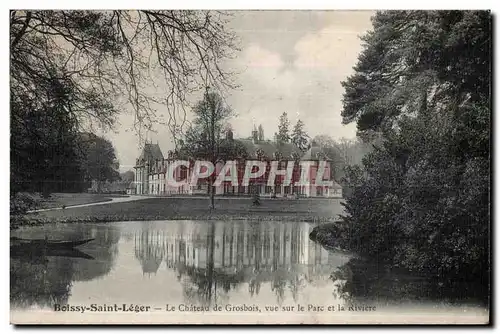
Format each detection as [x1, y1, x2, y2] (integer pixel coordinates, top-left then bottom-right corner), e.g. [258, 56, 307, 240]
[291, 119, 309, 152]
[258, 124, 264, 141]
[276, 112, 290, 143]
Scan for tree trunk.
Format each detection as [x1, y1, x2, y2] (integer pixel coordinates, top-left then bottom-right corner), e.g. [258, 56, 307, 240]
[207, 221, 215, 304]
[209, 172, 215, 210]
[210, 184, 215, 209]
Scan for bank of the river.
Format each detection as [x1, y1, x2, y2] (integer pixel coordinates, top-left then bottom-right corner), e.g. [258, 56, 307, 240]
[308, 221, 350, 253]
[13, 196, 345, 228]
[19, 192, 129, 210]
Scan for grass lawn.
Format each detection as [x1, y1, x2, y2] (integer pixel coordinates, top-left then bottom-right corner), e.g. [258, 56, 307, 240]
[21, 196, 345, 226]
[21, 192, 129, 210]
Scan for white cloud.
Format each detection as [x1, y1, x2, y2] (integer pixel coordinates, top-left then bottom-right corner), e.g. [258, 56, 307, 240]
[294, 27, 365, 74]
[227, 16, 372, 143]
[107, 11, 374, 170]
[242, 44, 285, 69]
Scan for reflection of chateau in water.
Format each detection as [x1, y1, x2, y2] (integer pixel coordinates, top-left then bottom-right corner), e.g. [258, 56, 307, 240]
[168, 222, 337, 274]
[134, 221, 349, 304]
[134, 229, 166, 275]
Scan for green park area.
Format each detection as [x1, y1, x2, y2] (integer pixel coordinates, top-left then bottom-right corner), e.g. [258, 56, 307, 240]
[16, 195, 345, 227]
[21, 193, 125, 210]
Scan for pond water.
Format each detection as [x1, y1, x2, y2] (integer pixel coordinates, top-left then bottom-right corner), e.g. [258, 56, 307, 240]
[10, 220, 489, 324]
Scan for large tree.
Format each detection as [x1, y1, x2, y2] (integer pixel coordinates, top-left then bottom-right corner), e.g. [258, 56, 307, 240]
[291, 119, 309, 152]
[11, 81, 84, 194]
[341, 10, 490, 139]
[77, 133, 120, 193]
[10, 10, 237, 197]
[338, 10, 491, 295]
[181, 91, 246, 209]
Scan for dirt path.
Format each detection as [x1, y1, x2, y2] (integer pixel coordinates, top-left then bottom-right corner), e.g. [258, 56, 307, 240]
[27, 195, 155, 213]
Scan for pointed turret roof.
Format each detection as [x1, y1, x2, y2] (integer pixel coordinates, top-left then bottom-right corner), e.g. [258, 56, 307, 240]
[138, 143, 164, 161]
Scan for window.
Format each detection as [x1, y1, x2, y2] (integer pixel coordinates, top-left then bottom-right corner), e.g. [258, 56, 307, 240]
[180, 166, 188, 180]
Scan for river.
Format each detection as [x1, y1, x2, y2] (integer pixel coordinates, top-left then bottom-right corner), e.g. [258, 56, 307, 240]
[10, 220, 489, 324]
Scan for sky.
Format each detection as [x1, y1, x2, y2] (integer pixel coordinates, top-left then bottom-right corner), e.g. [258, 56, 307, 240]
[106, 10, 375, 172]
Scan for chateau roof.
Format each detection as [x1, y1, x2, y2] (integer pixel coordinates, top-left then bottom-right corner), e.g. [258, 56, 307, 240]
[138, 143, 164, 162]
[300, 145, 332, 161]
[135, 137, 333, 164]
[237, 139, 303, 160]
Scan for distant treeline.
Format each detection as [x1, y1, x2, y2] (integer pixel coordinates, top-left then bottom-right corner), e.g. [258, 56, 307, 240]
[11, 129, 120, 195]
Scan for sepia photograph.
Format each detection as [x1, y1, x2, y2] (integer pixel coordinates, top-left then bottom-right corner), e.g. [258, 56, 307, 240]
[9, 8, 491, 325]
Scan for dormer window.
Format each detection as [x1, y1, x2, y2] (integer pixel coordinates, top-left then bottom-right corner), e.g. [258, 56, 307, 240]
[256, 148, 265, 161]
[273, 151, 283, 161]
[316, 152, 327, 161]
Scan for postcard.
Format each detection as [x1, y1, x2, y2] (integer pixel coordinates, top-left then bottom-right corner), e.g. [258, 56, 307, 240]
[10, 9, 491, 325]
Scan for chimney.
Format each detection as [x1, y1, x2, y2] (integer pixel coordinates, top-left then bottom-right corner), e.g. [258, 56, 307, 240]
[226, 129, 234, 140]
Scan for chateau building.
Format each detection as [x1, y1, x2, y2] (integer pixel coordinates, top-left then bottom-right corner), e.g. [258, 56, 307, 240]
[132, 129, 342, 198]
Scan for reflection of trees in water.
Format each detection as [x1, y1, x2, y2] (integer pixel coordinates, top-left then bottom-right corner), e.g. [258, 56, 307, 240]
[180, 223, 244, 307]
[271, 269, 287, 305]
[181, 267, 242, 307]
[134, 228, 166, 276]
[330, 258, 489, 306]
[10, 256, 73, 309]
[288, 274, 306, 303]
[330, 258, 436, 305]
[10, 225, 121, 309]
[71, 225, 120, 281]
